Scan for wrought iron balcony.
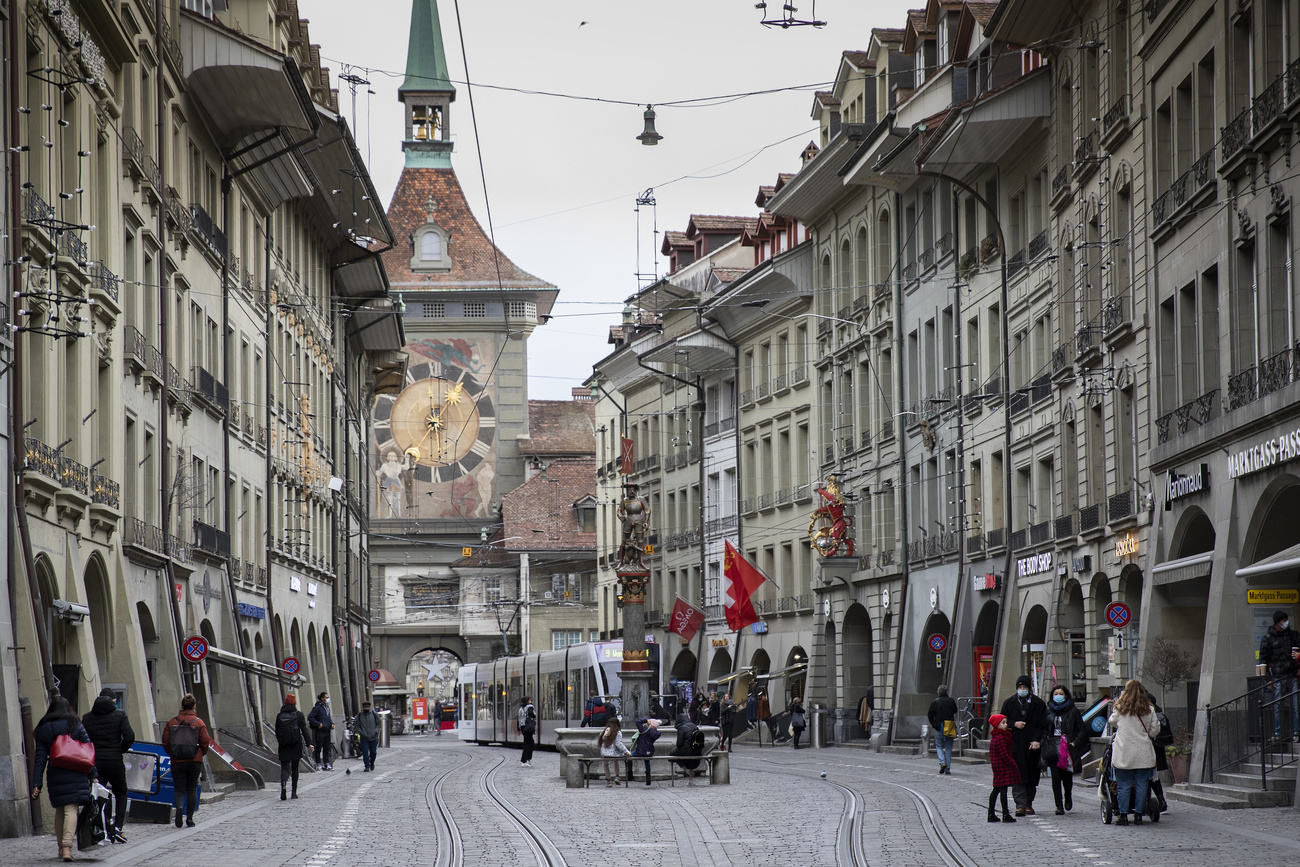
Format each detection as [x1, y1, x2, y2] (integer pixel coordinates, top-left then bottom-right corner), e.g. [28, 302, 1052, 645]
[24, 438, 59, 479]
[1080, 503, 1103, 532]
[1051, 344, 1071, 375]
[1155, 389, 1219, 444]
[1055, 514, 1075, 540]
[1052, 164, 1070, 198]
[1253, 75, 1286, 135]
[1008, 387, 1029, 416]
[190, 203, 228, 262]
[1030, 520, 1051, 545]
[967, 534, 984, 555]
[919, 248, 933, 270]
[791, 366, 808, 386]
[739, 388, 753, 406]
[903, 261, 917, 282]
[1153, 146, 1215, 226]
[1108, 490, 1135, 522]
[878, 547, 895, 567]
[775, 488, 791, 506]
[1009, 528, 1027, 551]
[1074, 131, 1096, 166]
[59, 455, 89, 496]
[1028, 229, 1049, 261]
[1031, 374, 1051, 404]
[1144, 0, 1171, 21]
[1007, 249, 1026, 278]
[824, 445, 834, 463]
[818, 320, 832, 338]
[1258, 345, 1295, 397]
[1228, 365, 1258, 411]
[874, 282, 891, 303]
[89, 261, 120, 303]
[755, 381, 769, 401]
[92, 473, 119, 509]
[126, 517, 166, 555]
[194, 520, 232, 557]
[985, 528, 1005, 549]
[159, 13, 184, 73]
[861, 429, 871, 449]
[1103, 296, 1129, 335]
[1222, 108, 1252, 162]
[772, 373, 787, 391]
[880, 418, 894, 440]
[1102, 95, 1129, 135]
[958, 249, 978, 279]
[22, 187, 55, 226]
[938, 232, 954, 255]
[58, 231, 88, 265]
[853, 295, 870, 314]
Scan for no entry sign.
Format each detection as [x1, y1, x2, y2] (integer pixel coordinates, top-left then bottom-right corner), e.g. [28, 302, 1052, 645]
[282, 657, 301, 675]
[1105, 602, 1132, 629]
[182, 635, 209, 663]
[928, 633, 947, 653]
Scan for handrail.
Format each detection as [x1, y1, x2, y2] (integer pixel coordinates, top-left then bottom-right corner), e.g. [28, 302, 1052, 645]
[1205, 681, 1294, 789]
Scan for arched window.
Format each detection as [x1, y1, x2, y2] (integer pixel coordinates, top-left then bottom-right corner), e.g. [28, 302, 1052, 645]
[421, 232, 442, 261]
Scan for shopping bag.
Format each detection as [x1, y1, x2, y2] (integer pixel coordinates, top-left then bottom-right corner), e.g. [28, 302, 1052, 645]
[76, 784, 111, 851]
[51, 734, 96, 774]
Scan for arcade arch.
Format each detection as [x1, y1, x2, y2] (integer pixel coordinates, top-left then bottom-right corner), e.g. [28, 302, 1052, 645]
[916, 611, 951, 696]
[842, 604, 873, 707]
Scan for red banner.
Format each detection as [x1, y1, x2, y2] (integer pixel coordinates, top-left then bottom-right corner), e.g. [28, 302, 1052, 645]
[723, 541, 767, 632]
[621, 437, 634, 475]
[668, 595, 705, 642]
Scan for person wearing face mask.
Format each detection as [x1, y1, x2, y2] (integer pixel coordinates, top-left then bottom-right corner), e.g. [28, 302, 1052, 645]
[999, 674, 1048, 815]
[1258, 610, 1300, 744]
[1041, 684, 1086, 814]
[308, 692, 335, 770]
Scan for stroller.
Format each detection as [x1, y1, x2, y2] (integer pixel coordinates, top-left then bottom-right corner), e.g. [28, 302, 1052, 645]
[1096, 740, 1160, 824]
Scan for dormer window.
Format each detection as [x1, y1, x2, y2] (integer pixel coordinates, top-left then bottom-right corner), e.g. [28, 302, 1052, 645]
[410, 195, 452, 273]
[420, 232, 442, 261]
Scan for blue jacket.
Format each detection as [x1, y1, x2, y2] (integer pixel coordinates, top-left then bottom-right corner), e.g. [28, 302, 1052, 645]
[308, 701, 333, 732]
[632, 718, 660, 757]
[33, 719, 96, 807]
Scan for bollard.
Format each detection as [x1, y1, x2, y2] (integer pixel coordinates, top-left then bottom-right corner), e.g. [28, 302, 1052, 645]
[710, 750, 730, 784]
[377, 710, 392, 748]
[565, 757, 586, 789]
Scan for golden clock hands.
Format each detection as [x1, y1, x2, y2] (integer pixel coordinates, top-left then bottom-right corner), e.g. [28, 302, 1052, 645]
[443, 382, 464, 407]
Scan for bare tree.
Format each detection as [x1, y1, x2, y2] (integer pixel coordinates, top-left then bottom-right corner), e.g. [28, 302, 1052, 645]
[1139, 634, 1199, 703]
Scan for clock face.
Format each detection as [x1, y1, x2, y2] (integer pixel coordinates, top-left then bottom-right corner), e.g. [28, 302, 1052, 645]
[373, 362, 496, 483]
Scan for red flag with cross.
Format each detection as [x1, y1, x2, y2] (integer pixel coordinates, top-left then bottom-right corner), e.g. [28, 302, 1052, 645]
[723, 541, 767, 632]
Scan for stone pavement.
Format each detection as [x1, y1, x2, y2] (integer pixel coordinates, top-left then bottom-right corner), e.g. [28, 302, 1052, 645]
[0, 737, 1296, 866]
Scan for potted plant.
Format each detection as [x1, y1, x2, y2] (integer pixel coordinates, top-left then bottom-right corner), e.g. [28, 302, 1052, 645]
[1167, 725, 1192, 783]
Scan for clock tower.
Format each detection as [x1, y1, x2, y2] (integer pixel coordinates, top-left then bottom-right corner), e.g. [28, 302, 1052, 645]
[370, 0, 557, 666]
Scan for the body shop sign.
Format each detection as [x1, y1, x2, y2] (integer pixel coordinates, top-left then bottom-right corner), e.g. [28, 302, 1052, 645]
[1227, 428, 1300, 479]
[1017, 551, 1053, 578]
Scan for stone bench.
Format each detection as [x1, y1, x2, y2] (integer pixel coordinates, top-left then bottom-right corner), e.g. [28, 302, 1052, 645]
[570, 752, 729, 787]
[554, 726, 726, 787]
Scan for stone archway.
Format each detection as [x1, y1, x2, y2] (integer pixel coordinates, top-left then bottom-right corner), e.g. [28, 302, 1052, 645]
[749, 648, 771, 676]
[406, 648, 461, 703]
[1059, 580, 1086, 699]
[84, 554, 113, 686]
[1241, 474, 1300, 565]
[972, 600, 999, 716]
[822, 620, 838, 706]
[709, 648, 733, 681]
[1020, 605, 1049, 694]
[842, 604, 873, 709]
[786, 645, 808, 703]
[916, 611, 951, 696]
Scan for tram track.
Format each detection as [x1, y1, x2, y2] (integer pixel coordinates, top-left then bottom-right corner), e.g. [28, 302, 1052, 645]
[425, 749, 568, 867]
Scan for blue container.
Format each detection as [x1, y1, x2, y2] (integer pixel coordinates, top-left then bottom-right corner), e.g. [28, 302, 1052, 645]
[125, 742, 201, 820]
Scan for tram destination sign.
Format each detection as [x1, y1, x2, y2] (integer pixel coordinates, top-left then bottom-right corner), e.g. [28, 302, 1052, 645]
[1227, 427, 1300, 480]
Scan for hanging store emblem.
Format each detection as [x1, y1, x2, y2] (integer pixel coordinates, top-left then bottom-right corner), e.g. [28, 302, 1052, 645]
[1017, 551, 1054, 577]
[972, 572, 1001, 592]
[1165, 464, 1209, 509]
[1115, 534, 1139, 558]
[1226, 427, 1300, 480]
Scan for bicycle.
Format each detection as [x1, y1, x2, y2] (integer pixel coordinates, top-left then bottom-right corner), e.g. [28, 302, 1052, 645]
[337, 715, 361, 759]
[954, 697, 984, 755]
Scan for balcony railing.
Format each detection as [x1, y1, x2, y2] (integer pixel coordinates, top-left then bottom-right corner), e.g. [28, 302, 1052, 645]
[1144, 0, 1171, 21]
[1074, 130, 1096, 166]
[739, 388, 754, 406]
[1228, 365, 1259, 410]
[1153, 146, 1215, 226]
[1259, 345, 1295, 397]
[1155, 389, 1219, 444]
[1103, 295, 1129, 335]
[1055, 514, 1075, 540]
[1102, 95, 1129, 135]
[190, 203, 228, 261]
[880, 418, 894, 440]
[1108, 489, 1134, 523]
[755, 381, 769, 401]
[91, 473, 119, 509]
[1052, 164, 1070, 198]
[1007, 249, 1026, 278]
[58, 231, 88, 265]
[127, 518, 166, 555]
[824, 445, 834, 463]
[1031, 374, 1051, 404]
[874, 282, 890, 303]
[194, 521, 232, 557]
[986, 528, 1005, 549]
[1253, 75, 1286, 135]
[59, 455, 90, 496]
[1009, 528, 1027, 551]
[1289, 58, 1300, 110]
[1222, 108, 1252, 162]
[967, 534, 984, 555]
[818, 320, 832, 338]
[159, 12, 184, 73]
[1080, 503, 1103, 533]
[938, 231, 954, 255]
[1008, 387, 1030, 416]
[791, 366, 807, 386]
[1051, 344, 1071, 375]
[1028, 228, 1049, 261]
[861, 429, 871, 450]
[1030, 520, 1051, 545]
[772, 373, 787, 391]
[902, 261, 918, 282]
[24, 438, 59, 479]
[89, 261, 120, 303]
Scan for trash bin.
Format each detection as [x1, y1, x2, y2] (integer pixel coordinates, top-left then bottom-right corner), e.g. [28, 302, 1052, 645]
[810, 706, 827, 748]
[377, 710, 392, 748]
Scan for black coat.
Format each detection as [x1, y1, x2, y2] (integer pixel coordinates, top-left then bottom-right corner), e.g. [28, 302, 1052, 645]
[1260, 625, 1300, 678]
[1041, 698, 1087, 774]
[82, 695, 135, 768]
[926, 695, 959, 733]
[307, 701, 333, 732]
[274, 704, 312, 763]
[33, 719, 96, 807]
[999, 692, 1049, 786]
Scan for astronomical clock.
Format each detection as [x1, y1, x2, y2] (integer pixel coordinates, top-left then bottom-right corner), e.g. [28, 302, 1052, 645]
[373, 361, 496, 484]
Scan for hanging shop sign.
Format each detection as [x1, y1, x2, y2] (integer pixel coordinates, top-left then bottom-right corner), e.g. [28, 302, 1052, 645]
[236, 602, 266, 620]
[711, 638, 730, 647]
[1072, 555, 1092, 573]
[1227, 427, 1300, 480]
[972, 572, 1001, 592]
[1017, 551, 1054, 577]
[1165, 464, 1209, 509]
[1115, 534, 1139, 558]
[1247, 588, 1300, 605]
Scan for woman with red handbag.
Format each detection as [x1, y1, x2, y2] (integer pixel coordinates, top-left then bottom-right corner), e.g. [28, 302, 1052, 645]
[31, 696, 97, 862]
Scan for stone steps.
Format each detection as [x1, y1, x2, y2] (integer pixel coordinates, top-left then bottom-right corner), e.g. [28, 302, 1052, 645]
[1164, 781, 1292, 809]
[1215, 770, 1297, 791]
[951, 750, 988, 764]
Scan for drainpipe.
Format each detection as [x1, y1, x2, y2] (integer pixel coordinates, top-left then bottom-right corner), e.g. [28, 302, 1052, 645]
[263, 222, 286, 702]
[890, 190, 909, 745]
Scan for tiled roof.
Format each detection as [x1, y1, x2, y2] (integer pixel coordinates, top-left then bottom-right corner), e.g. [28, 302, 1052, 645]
[502, 460, 597, 550]
[967, 2, 998, 27]
[686, 215, 760, 234]
[382, 167, 555, 290]
[814, 91, 842, 107]
[908, 9, 936, 33]
[873, 27, 906, 41]
[518, 400, 597, 457]
[452, 528, 515, 567]
[755, 185, 777, 206]
[841, 50, 874, 68]
[712, 267, 750, 284]
[662, 231, 692, 249]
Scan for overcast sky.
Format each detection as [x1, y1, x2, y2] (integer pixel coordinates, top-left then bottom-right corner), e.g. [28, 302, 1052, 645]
[303, 0, 918, 399]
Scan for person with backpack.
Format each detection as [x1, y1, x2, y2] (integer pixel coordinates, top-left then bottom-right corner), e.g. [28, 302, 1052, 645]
[597, 716, 631, 786]
[31, 696, 97, 862]
[517, 696, 537, 767]
[581, 689, 608, 728]
[630, 717, 661, 785]
[670, 712, 705, 781]
[788, 696, 807, 749]
[307, 692, 335, 770]
[161, 693, 210, 828]
[274, 693, 312, 798]
[354, 701, 382, 772]
[719, 694, 736, 751]
[926, 684, 959, 774]
[82, 687, 134, 843]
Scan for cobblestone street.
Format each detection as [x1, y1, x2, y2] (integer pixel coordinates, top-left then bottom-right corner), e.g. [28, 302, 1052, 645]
[3, 737, 1298, 866]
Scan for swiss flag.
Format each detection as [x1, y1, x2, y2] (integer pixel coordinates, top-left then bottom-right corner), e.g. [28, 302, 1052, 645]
[723, 541, 766, 632]
[668, 595, 705, 642]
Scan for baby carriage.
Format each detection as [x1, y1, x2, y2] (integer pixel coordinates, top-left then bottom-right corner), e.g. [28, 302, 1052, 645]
[1096, 740, 1160, 824]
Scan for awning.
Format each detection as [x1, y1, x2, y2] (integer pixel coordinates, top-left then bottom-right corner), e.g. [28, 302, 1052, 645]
[757, 663, 808, 682]
[203, 645, 304, 690]
[334, 255, 389, 299]
[1236, 541, 1300, 580]
[639, 328, 734, 375]
[915, 70, 1050, 172]
[712, 668, 754, 686]
[1152, 551, 1213, 586]
[181, 10, 319, 208]
[348, 301, 406, 353]
[299, 111, 395, 249]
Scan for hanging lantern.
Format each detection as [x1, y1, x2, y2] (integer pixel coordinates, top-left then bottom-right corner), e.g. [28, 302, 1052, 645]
[636, 105, 662, 146]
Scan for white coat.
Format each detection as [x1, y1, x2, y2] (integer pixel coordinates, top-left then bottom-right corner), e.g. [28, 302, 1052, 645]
[1108, 709, 1159, 769]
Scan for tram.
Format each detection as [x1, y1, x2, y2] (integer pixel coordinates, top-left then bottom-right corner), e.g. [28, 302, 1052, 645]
[456, 640, 661, 748]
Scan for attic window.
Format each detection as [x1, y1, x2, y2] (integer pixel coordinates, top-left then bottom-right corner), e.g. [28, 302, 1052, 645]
[421, 232, 442, 261]
[463, 302, 486, 318]
[578, 504, 596, 533]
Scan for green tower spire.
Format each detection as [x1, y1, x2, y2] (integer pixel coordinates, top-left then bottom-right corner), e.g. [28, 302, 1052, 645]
[400, 0, 455, 97]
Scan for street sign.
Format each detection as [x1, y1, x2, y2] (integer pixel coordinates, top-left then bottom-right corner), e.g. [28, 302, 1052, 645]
[1105, 602, 1132, 629]
[182, 635, 209, 663]
[282, 657, 300, 675]
[462, 547, 472, 557]
[368, 669, 381, 683]
[928, 633, 947, 653]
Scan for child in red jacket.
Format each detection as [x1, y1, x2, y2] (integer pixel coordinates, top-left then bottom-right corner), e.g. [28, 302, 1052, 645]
[988, 713, 1019, 823]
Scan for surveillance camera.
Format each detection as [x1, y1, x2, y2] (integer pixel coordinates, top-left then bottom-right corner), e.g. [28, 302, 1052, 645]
[53, 599, 89, 622]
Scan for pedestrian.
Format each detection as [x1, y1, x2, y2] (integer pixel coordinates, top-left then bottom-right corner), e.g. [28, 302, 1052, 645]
[597, 716, 631, 786]
[581, 688, 607, 728]
[274, 693, 311, 799]
[82, 687, 134, 843]
[719, 693, 736, 751]
[1107, 678, 1159, 826]
[354, 700, 382, 772]
[31, 696, 97, 862]
[704, 691, 721, 727]
[308, 691, 335, 770]
[858, 687, 874, 739]
[161, 693, 211, 828]
[756, 690, 772, 741]
[1148, 697, 1172, 813]
[986, 713, 1018, 823]
[927, 684, 958, 774]
[433, 699, 443, 737]
[745, 692, 758, 730]
[999, 674, 1048, 815]
[517, 696, 537, 767]
[788, 696, 807, 748]
[631, 717, 661, 785]
[649, 694, 666, 722]
[1258, 610, 1300, 743]
[1042, 684, 1086, 814]
[671, 712, 705, 781]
